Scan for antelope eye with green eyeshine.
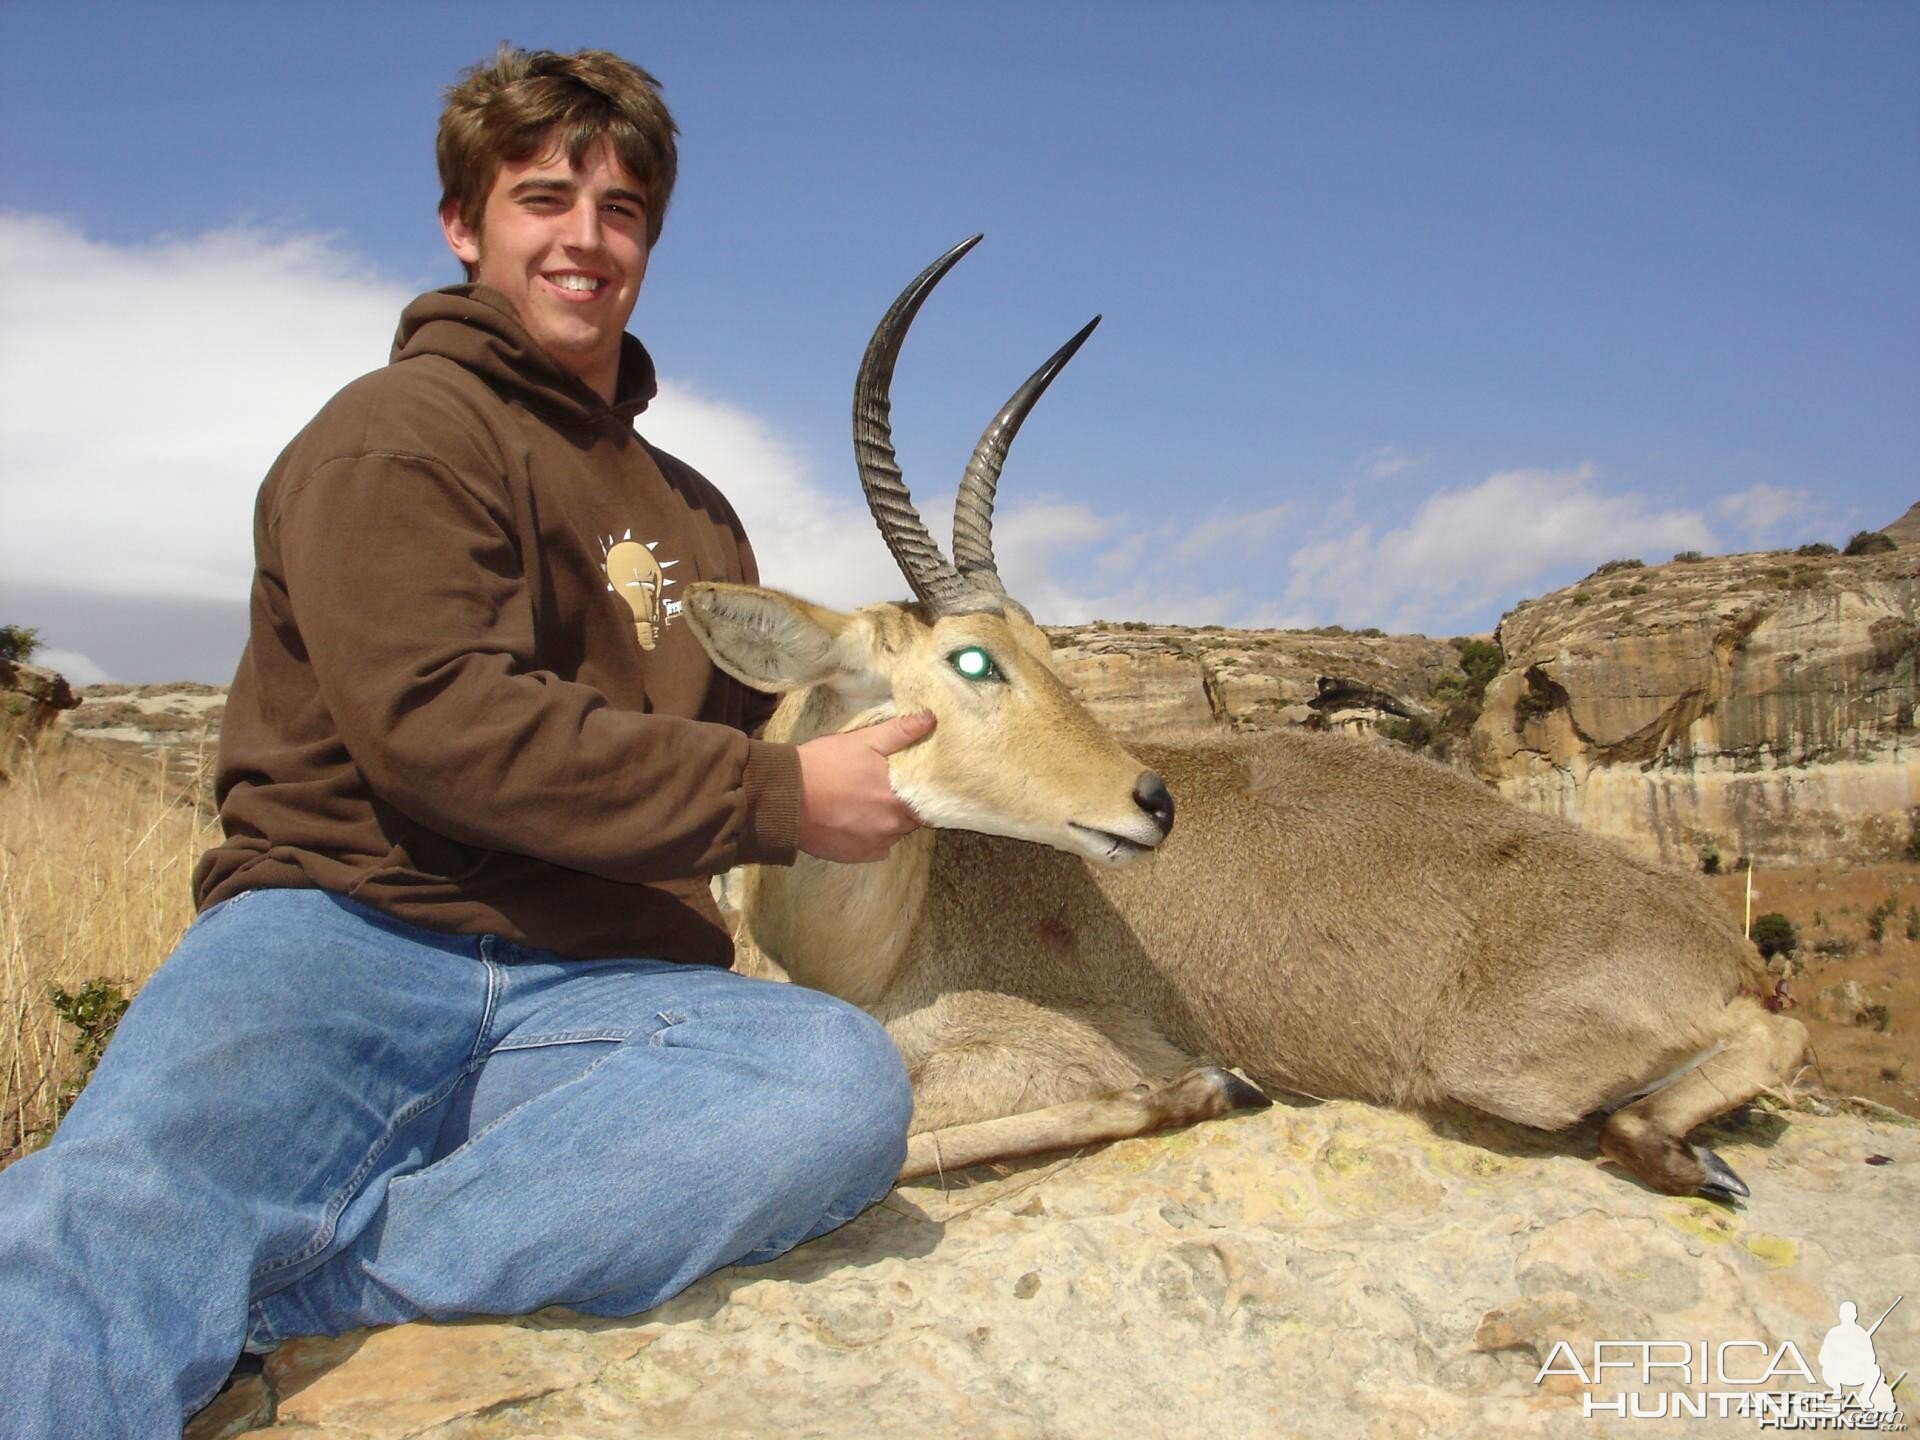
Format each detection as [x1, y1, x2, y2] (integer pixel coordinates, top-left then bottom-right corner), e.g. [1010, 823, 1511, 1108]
[947, 646, 1003, 682]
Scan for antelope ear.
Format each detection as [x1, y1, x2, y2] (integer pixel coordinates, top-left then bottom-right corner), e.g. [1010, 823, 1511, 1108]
[682, 583, 866, 694]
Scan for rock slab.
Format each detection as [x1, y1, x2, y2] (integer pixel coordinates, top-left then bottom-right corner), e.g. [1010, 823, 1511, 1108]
[196, 1097, 1918, 1439]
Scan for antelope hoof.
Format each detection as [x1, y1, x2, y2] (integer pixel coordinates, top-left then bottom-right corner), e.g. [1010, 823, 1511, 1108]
[1207, 1067, 1273, 1113]
[1693, 1145, 1751, 1202]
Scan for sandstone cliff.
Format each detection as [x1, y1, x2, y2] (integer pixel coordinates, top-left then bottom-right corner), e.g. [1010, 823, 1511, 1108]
[192, 1096, 1917, 1439]
[1471, 546, 1919, 866]
[1045, 622, 1466, 739]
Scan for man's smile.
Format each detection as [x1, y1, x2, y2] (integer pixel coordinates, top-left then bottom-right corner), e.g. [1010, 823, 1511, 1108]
[543, 270, 611, 297]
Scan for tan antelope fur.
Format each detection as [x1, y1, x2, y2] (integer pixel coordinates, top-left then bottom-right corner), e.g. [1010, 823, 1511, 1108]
[682, 238, 1808, 1200]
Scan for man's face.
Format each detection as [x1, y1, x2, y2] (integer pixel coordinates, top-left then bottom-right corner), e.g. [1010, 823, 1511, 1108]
[440, 136, 650, 402]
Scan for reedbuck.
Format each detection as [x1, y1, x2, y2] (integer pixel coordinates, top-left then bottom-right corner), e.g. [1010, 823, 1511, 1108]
[684, 237, 1807, 1201]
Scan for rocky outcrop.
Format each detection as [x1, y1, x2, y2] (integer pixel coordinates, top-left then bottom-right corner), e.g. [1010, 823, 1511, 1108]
[0, 657, 79, 764]
[1881, 502, 1920, 549]
[1045, 623, 1465, 738]
[1471, 547, 1920, 866]
[193, 1096, 1918, 1439]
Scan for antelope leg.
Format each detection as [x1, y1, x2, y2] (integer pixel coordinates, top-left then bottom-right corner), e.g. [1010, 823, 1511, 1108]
[898, 1066, 1270, 1182]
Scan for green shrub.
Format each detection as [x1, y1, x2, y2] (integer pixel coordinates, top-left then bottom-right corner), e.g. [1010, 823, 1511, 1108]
[0, 623, 40, 664]
[1450, 638, 1504, 696]
[45, 978, 131, 1127]
[1592, 558, 1645, 576]
[1672, 550, 1705, 563]
[1513, 691, 1556, 725]
[1750, 912, 1800, 959]
[1699, 843, 1722, 876]
[1795, 542, 1838, 557]
[1844, 530, 1896, 557]
[1376, 715, 1434, 751]
[1867, 898, 1897, 944]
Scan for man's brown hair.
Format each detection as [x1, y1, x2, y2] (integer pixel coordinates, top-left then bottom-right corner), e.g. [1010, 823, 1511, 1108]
[438, 45, 679, 260]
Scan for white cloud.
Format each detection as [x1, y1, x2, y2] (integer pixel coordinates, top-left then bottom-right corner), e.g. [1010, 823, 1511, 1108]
[1714, 484, 1813, 546]
[1171, 501, 1293, 563]
[0, 213, 412, 601]
[1284, 466, 1714, 634]
[1359, 445, 1424, 480]
[632, 382, 903, 609]
[32, 647, 114, 686]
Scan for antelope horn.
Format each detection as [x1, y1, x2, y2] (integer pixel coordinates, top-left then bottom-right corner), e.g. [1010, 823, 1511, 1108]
[853, 235, 991, 615]
[951, 315, 1101, 596]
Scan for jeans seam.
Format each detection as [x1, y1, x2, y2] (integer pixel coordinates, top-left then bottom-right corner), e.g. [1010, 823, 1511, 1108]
[249, 1058, 479, 1283]
[469, 955, 504, 1067]
[249, 959, 505, 1285]
[492, 1028, 635, 1050]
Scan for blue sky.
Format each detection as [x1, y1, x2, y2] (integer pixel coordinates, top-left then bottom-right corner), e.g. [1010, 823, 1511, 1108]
[2, 1, 1914, 682]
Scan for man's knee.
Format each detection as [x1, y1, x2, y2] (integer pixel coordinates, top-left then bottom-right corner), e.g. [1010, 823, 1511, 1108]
[732, 983, 911, 1183]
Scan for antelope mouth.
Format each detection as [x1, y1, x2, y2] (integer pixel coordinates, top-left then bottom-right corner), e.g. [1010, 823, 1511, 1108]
[1067, 822, 1159, 866]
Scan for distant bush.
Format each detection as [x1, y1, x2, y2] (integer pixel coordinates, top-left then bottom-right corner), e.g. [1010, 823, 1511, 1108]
[1750, 913, 1800, 959]
[1795, 542, 1838, 557]
[1844, 530, 1897, 556]
[1449, 637, 1504, 699]
[1570, 593, 1592, 607]
[1699, 843, 1722, 876]
[1591, 558, 1645, 577]
[1907, 811, 1920, 863]
[1376, 715, 1434, 751]
[0, 624, 39, 664]
[1790, 569, 1823, 590]
[1867, 897, 1897, 945]
[1672, 550, 1705, 563]
[1513, 691, 1556, 725]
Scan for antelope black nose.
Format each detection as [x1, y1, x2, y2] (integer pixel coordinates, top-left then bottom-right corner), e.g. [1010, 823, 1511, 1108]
[1134, 770, 1174, 837]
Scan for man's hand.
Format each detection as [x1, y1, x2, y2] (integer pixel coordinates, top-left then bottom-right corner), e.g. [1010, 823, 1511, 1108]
[795, 712, 935, 862]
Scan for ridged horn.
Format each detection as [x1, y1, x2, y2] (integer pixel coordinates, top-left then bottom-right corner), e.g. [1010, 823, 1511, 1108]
[951, 315, 1101, 596]
[853, 235, 990, 615]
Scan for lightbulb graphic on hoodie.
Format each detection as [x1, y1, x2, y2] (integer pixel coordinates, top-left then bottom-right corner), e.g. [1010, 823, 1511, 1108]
[602, 531, 678, 650]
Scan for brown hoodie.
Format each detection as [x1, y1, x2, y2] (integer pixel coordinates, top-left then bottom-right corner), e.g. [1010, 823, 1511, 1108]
[193, 286, 800, 964]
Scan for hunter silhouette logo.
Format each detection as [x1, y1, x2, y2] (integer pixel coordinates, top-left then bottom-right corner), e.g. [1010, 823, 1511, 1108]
[1818, 1298, 1904, 1418]
[601, 530, 679, 651]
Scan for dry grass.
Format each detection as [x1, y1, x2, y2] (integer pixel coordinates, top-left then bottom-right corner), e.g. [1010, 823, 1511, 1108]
[0, 732, 218, 1165]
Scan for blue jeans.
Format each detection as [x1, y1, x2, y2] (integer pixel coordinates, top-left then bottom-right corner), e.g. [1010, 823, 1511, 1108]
[0, 888, 911, 1439]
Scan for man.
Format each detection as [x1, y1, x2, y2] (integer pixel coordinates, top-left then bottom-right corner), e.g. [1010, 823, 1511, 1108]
[0, 47, 922, 1438]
